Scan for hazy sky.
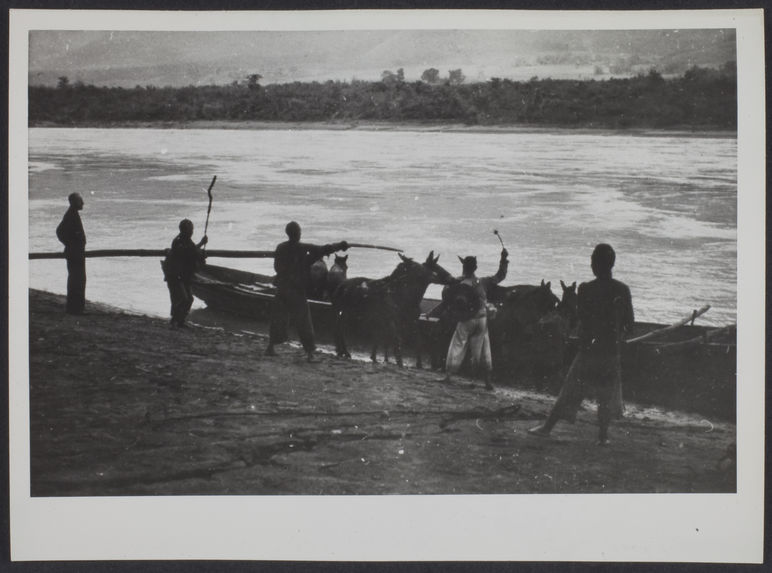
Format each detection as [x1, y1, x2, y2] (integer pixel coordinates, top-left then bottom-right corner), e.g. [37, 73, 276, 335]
[29, 28, 736, 87]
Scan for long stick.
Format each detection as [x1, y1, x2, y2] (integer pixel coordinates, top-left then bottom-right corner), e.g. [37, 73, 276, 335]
[30, 249, 276, 259]
[625, 305, 711, 344]
[29, 245, 401, 258]
[348, 243, 403, 252]
[30, 245, 402, 258]
[203, 175, 217, 238]
[493, 229, 505, 248]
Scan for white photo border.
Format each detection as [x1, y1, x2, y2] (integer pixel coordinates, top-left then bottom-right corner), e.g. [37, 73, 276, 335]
[8, 8, 766, 563]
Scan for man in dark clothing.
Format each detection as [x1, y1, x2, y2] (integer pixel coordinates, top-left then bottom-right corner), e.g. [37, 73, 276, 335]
[529, 243, 634, 445]
[163, 219, 208, 327]
[265, 221, 349, 361]
[56, 192, 87, 314]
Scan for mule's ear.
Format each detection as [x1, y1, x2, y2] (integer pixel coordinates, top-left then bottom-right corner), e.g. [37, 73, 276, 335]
[458, 256, 464, 264]
[545, 281, 551, 289]
[399, 252, 409, 262]
[560, 279, 566, 289]
[541, 279, 545, 287]
[426, 250, 435, 264]
[571, 281, 576, 289]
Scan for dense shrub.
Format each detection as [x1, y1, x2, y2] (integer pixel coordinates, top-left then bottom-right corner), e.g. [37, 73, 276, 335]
[29, 66, 736, 130]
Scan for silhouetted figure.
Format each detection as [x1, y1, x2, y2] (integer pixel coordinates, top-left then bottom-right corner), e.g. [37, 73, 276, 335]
[163, 219, 207, 328]
[55, 192, 87, 314]
[529, 243, 634, 445]
[439, 247, 508, 389]
[326, 254, 349, 298]
[266, 221, 349, 361]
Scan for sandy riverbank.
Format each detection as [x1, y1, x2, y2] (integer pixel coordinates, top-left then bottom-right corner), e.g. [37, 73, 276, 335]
[29, 119, 737, 138]
[27, 289, 736, 496]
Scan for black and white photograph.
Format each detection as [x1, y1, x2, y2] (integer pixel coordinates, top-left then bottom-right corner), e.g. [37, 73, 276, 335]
[8, 7, 765, 563]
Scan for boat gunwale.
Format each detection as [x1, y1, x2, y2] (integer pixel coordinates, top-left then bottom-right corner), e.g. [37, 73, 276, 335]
[193, 263, 736, 347]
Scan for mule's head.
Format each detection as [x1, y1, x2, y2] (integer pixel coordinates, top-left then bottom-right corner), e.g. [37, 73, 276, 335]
[422, 251, 454, 285]
[333, 254, 349, 270]
[558, 280, 578, 328]
[535, 280, 560, 315]
[392, 251, 453, 289]
[559, 280, 577, 305]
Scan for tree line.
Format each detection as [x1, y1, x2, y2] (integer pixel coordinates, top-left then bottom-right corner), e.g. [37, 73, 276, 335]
[29, 65, 736, 130]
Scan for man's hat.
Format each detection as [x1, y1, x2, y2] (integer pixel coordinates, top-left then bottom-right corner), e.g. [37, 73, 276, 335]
[458, 255, 477, 270]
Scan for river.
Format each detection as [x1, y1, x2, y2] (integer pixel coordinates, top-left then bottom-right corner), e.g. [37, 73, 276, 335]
[27, 126, 737, 326]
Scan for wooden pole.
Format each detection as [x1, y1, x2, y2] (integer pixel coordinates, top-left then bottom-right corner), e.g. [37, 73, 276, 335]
[29, 243, 402, 259]
[347, 243, 403, 253]
[625, 305, 712, 344]
[30, 249, 276, 259]
[203, 175, 217, 240]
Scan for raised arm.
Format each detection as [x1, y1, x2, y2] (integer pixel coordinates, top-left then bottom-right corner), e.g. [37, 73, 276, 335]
[309, 240, 350, 261]
[483, 248, 509, 286]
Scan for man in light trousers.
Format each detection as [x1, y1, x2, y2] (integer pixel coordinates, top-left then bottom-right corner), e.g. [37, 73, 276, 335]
[440, 247, 508, 390]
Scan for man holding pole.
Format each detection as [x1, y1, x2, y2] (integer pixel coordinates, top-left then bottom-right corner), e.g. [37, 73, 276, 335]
[163, 219, 208, 328]
[56, 192, 87, 314]
[529, 243, 634, 445]
[265, 221, 349, 362]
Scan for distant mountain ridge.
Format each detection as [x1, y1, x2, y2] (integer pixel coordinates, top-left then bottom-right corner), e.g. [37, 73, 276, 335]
[29, 29, 736, 88]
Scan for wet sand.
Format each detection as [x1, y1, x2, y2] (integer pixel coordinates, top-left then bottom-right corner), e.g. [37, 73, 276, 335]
[29, 119, 737, 138]
[28, 289, 736, 496]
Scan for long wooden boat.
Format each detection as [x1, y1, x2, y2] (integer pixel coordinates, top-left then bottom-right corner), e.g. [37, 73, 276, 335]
[192, 263, 737, 421]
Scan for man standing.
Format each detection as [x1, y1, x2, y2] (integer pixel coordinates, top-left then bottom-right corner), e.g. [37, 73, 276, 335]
[529, 243, 634, 445]
[56, 192, 87, 314]
[265, 221, 348, 362]
[163, 219, 208, 328]
[440, 247, 508, 389]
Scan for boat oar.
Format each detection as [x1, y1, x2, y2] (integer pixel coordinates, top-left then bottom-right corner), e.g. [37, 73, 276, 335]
[30, 249, 276, 259]
[624, 304, 711, 344]
[347, 243, 403, 253]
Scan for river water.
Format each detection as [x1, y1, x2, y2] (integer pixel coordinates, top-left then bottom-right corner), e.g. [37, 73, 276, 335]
[27, 127, 737, 326]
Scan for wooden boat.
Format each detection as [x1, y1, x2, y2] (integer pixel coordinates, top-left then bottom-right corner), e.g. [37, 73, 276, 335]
[192, 263, 737, 421]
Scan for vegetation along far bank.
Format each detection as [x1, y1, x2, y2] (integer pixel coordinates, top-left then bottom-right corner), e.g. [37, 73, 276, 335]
[29, 65, 736, 131]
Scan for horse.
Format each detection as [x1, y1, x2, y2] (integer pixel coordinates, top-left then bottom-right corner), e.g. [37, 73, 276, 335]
[426, 280, 561, 375]
[326, 254, 348, 299]
[523, 280, 578, 390]
[307, 258, 328, 301]
[557, 280, 578, 332]
[487, 280, 562, 386]
[330, 251, 454, 367]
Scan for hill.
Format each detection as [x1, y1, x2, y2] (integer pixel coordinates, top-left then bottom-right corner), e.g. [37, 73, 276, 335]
[29, 29, 736, 88]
